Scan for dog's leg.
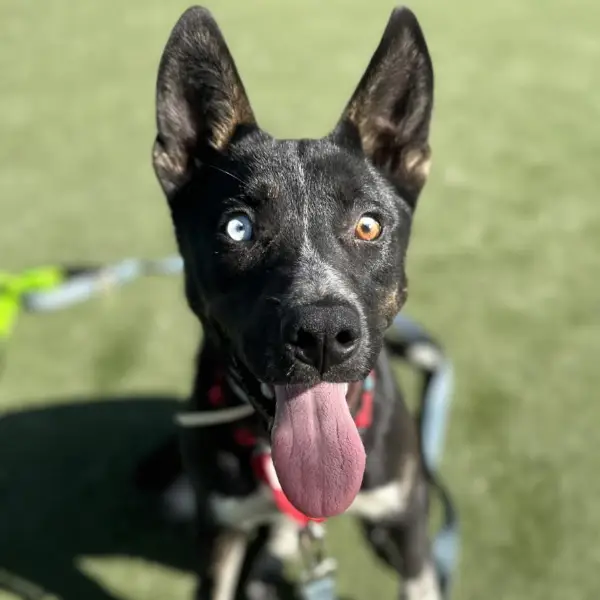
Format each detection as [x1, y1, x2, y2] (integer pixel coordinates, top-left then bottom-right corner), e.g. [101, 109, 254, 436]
[265, 515, 301, 565]
[361, 480, 441, 600]
[213, 530, 250, 600]
[245, 517, 300, 600]
[195, 523, 285, 600]
[195, 526, 249, 600]
[394, 506, 439, 600]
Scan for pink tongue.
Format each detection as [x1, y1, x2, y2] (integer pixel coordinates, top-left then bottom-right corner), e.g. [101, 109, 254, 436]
[271, 383, 366, 519]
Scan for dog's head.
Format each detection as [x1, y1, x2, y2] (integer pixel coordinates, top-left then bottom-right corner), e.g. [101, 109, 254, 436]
[152, 5, 434, 519]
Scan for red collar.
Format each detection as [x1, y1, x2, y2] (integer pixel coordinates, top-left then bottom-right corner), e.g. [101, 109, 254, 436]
[352, 370, 376, 430]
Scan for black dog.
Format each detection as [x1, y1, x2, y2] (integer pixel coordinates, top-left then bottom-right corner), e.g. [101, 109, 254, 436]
[147, 5, 438, 600]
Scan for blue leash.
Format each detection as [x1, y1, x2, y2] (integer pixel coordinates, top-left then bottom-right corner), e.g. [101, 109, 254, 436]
[387, 314, 460, 598]
[21, 256, 184, 313]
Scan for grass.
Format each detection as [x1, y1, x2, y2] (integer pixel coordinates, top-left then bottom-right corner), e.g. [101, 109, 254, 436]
[1, 0, 599, 598]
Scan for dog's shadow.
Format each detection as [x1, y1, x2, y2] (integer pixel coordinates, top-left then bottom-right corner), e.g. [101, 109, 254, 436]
[0, 395, 189, 599]
[0, 395, 304, 600]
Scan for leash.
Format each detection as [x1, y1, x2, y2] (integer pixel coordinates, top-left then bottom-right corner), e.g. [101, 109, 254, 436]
[0, 257, 184, 371]
[1, 256, 459, 597]
[0, 266, 65, 374]
[386, 314, 460, 598]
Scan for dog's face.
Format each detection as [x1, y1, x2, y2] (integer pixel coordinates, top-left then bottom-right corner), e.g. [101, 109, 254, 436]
[153, 5, 434, 519]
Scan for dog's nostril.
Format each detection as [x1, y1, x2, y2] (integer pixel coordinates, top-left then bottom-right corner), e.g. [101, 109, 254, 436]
[296, 328, 318, 350]
[335, 329, 356, 347]
[292, 327, 323, 369]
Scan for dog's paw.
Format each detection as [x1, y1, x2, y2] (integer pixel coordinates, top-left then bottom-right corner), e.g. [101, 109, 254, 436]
[401, 562, 441, 600]
[246, 581, 283, 600]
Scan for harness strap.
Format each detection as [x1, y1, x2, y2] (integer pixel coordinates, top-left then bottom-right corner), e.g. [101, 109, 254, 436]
[174, 404, 254, 427]
[426, 472, 458, 598]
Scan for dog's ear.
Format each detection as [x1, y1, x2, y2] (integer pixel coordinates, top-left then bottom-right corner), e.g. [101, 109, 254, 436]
[152, 6, 256, 198]
[333, 7, 434, 207]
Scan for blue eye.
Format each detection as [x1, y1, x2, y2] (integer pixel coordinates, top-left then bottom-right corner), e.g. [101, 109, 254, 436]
[225, 214, 253, 241]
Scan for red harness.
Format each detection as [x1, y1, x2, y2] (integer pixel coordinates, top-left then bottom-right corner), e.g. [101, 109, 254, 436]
[207, 371, 375, 526]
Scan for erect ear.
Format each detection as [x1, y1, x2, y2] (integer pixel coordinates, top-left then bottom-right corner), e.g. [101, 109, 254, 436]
[152, 6, 256, 198]
[333, 7, 434, 207]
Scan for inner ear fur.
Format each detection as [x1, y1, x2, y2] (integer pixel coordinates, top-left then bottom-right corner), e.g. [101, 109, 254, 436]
[152, 6, 256, 198]
[335, 6, 434, 206]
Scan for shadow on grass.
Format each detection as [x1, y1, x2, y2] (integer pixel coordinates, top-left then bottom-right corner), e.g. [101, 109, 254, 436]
[0, 395, 197, 600]
[0, 395, 357, 600]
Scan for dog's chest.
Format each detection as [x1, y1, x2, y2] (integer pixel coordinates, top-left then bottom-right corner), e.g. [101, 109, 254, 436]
[178, 366, 413, 529]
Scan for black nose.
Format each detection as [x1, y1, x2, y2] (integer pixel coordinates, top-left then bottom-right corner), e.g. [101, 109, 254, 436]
[282, 304, 361, 373]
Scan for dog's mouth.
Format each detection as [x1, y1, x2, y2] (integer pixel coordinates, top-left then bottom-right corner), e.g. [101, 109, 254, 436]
[256, 380, 365, 519]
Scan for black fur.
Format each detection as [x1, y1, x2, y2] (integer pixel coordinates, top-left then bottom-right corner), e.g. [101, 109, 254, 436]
[148, 6, 438, 600]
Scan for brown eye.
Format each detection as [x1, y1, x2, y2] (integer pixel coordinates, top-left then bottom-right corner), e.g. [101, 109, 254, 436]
[354, 215, 382, 241]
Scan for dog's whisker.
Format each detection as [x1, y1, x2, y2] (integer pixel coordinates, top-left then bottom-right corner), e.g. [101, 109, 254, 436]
[206, 163, 245, 185]
[285, 362, 296, 379]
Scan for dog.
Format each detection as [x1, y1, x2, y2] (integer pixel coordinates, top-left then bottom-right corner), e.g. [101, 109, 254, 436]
[146, 5, 438, 600]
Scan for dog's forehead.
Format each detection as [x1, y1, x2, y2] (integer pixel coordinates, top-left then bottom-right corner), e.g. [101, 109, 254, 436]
[233, 137, 387, 203]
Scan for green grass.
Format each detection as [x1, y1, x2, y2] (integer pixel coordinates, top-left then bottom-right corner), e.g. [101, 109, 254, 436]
[1, 0, 599, 598]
